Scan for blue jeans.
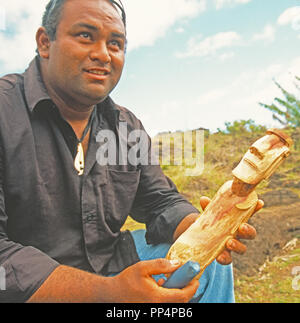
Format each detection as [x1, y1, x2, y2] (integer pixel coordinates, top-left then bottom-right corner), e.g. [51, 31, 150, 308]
[131, 229, 235, 303]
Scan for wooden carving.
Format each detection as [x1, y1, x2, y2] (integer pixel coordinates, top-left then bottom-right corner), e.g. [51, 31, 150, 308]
[166, 129, 293, 279]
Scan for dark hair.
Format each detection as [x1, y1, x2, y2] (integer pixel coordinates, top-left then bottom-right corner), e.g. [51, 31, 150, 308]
[42, 0, 127, 41]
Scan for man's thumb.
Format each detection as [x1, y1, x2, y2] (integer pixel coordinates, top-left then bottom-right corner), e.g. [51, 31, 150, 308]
[140, 258, 181, 276]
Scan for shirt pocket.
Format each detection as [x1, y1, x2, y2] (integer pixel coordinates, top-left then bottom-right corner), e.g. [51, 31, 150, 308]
[91, 164, 108, 187]
[104, 168, 141, 233]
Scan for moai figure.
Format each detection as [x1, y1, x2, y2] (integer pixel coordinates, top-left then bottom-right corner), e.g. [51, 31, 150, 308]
[166, 129, 293, 279]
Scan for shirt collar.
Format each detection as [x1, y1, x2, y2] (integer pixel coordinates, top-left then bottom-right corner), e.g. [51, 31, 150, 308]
[98, 96, 122, 125]
[23, 56, 122, 124]
[23, 56, 51, 113]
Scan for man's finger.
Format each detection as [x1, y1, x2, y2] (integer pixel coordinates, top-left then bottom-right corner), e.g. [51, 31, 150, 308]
[157, 278, 166, 287]
[180, 279, 200, 302]
[138, 258, 182, 276]
[254, 199, 264, 213]
[226, 238, 247, 254]
[160, 278, 200, 303]
[236, 223, 257, 240]
[216, 249, 232, 265]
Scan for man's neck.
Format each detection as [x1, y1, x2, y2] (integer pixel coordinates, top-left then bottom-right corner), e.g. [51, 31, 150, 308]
[39, 60, 95, 124]
[54, 100, 94, 124]
[47, 87, 95, 142]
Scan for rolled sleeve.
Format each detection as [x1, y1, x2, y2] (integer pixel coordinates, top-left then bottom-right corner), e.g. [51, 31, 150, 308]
[130, 163, 200, 245]
[0, 140, 59, 303]
[145, 201, 200, 245]
[0, 244, 59, 303]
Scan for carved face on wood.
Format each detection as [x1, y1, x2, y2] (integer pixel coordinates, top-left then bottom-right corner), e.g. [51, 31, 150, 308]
[232, 130, 292, 185]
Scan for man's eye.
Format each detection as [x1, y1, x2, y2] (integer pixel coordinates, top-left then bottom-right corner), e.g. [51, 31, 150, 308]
[109, 40, 122, 49]
[78, 32, 92, 40]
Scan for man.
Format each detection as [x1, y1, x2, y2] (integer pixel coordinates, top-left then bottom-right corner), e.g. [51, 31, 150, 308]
[0, 0, 262, 303]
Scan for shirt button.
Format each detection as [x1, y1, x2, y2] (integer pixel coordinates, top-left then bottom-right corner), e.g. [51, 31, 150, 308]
[86, 214, 95, 222]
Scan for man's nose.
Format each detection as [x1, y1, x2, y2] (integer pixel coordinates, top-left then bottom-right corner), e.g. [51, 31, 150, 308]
[89, 41, 111, 64]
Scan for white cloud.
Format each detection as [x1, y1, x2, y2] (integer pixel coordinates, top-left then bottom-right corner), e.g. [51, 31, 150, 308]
[214, 0, 251, 10]
[125, 0, 206, 51]
[277, 6, 300, 27]
[196, 88, 228, 105]
[127, 56, 300, 136]
[0, 0, 48, 74]
[218, 51, 235, 61]
[0, 7, 5, 31]
[175, 27, 185, 34]
[193, 56, 300, 131]
[252, 24, 276, 43]
[260, 58, 300, 102]
[0, 0, 207, 75]
[228, 59, 299, 104]
[176, 31, 241, 58]
[278, 6, 300, 38]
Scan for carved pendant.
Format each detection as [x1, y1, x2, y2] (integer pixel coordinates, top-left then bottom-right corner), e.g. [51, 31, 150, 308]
[74, 142, 84, 176]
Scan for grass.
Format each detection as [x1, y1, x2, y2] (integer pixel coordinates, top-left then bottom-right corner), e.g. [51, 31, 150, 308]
[235, 242, 300, 303]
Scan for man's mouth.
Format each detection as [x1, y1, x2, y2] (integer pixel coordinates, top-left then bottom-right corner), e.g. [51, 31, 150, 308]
[86, 69, 109, 76]
[83, 68, 111, 81]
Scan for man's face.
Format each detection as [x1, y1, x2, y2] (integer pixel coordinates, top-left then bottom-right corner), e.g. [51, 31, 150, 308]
[43, 0, 126, 107]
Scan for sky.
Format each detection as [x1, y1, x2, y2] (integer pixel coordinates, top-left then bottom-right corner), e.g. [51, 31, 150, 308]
[0, 0, 300, 136]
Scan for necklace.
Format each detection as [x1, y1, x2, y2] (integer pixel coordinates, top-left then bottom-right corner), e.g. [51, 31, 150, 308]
[74, 107, 96, 176]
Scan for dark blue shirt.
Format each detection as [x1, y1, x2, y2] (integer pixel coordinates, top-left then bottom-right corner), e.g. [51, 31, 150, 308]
[0, 57, 199, 302]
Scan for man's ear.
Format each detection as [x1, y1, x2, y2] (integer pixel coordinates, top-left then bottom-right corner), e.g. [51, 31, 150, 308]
[36, 27, 51, 59]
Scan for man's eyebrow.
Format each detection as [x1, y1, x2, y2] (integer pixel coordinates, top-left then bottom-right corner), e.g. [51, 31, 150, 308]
[74, 23, 99, 31]
[111, 32, 126, 40]
[73, 23, 126, 39]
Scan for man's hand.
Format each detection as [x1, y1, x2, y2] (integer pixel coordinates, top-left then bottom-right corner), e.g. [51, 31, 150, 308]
[200, 196, 264, 265]
[27, 260, 199, 303]
[109, 259, 199, 303]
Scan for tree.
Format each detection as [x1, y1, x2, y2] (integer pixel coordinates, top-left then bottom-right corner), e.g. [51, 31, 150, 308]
[259, 76, 300, 128]
[218, 119, 266, 135]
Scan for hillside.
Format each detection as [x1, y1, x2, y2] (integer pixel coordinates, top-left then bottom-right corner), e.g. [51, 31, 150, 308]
[122, 126, 300, 302]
